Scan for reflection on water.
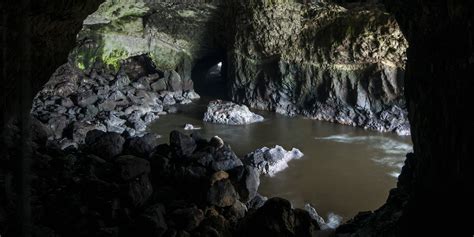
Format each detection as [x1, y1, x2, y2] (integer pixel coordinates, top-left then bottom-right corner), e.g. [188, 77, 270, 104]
[149, 98, 412, 220]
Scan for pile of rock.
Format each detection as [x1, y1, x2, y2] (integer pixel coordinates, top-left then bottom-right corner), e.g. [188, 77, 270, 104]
[0, 126, 323, 237]
[203, 100, 264, 125]
[31, 63, 200, 146]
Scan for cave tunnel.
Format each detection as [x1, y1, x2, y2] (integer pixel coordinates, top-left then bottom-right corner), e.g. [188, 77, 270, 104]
[2, 0, 474, 236]
[191, 52, 229, 100]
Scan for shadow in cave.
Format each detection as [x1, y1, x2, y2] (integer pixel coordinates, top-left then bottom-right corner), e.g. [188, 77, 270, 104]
[191, 52, 229, 100]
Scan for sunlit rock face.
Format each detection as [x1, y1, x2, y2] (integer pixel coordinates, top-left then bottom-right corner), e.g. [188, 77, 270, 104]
[227, 1, 409, 135]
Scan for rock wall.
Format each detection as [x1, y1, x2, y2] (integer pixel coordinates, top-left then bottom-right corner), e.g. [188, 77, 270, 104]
[226, 1, 409, 134]
[65, 0, 409, 135]
[336, 0, 474, 235]
[71, 0, 226, 78]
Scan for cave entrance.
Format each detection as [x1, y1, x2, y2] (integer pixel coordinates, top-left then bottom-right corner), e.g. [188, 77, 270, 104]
[192, 55, 229, 100]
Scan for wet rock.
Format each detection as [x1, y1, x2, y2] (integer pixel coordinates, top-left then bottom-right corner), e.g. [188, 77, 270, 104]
[247, 193, 268, 210]
[203, 100, 264, 125]
[170, 131, 196, 157]
[86, 131, 125, 160]
[244, 145, 304, 176]
[163, 94, 176, 106]
[183, 124, 201, 130]
[207, 179, 238, 207]
[184, 91, 200, 100]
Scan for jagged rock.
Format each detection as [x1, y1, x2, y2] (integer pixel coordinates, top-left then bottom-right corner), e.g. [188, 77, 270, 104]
[234, 166, 260, 203]
[238, 197, 320, 236]
[203, 100, 264, 125]
[74, 91, 98, 107]
[151, 79, 167, 92]
[170, 130, 196, 157]
[244, 145, 304, 176]
[207, 179, 238, 208]
[210, 146, 243, 172]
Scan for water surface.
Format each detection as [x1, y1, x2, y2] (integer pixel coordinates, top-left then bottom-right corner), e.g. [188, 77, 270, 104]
[149, 98, 412, 221]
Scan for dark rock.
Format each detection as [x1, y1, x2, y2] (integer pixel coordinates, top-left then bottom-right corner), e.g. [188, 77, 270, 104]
[123, 133, 157, 158]
[87, 131, 125, 160]
[247, 193, 268, 210]
[234, 166, 260, 203]
[74, 91, 98, 107]
[210, 146, 243, 172]
[171, 206, 204, 231]
[169, 131, 196, 157]
[124, 172, 153, 207]
[151, 80, 167, 93]
[136, 204, 168, 237]
[207, 179, 238, 207]
[48, 116, 69, 139]
[114, 155, 151, 181]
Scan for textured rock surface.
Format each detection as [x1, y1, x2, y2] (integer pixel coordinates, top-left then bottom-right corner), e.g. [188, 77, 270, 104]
[63, 0, 409, 134]
[244, 145, 304, 176]
[203, 100, 264, 125]
[31, 61, 200, 144]
[70, 0, 225, 73]
[226, 1, 409, 135]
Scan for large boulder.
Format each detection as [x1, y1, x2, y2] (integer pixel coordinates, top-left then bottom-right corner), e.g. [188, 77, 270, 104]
[203, 100, 264, 125]
[244, 145, 304, 176]
[85, 131, 126, 160]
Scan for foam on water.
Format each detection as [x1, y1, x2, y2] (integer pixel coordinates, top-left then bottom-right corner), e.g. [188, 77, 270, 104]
[315, 134, 412, 178]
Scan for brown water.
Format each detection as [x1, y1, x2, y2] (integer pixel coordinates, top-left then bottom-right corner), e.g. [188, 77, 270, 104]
[149, 98, 412, 221]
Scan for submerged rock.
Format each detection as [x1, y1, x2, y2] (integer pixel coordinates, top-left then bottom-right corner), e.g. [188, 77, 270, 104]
[244, 145, 304, 176]
[203, 100, 264, 125]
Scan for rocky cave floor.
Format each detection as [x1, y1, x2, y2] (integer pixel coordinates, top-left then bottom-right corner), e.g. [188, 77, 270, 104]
[2, 51, 412, 237]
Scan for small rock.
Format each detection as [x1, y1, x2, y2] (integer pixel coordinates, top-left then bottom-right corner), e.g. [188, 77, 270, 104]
[184, 124, 201, 130]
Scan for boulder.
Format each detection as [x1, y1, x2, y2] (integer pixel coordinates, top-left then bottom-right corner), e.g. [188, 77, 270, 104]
[86, 131, 125, 160]
[203, 100, 264, 125]
[244, 145, 304, 176]
[169, 131, 196, 157]
[207, 179, 238, 207]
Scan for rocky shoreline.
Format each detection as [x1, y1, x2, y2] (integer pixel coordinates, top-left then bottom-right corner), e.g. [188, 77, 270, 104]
[31, 60, 200, 148]
[1, 120, 329, 236]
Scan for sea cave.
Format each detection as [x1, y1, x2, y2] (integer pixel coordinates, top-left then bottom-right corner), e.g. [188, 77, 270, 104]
[1, 0, 473, 236]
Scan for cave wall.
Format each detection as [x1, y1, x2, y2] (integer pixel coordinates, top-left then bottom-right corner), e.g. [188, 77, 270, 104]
[226, 1, 410, 134]
[386, 0, 474, 234]
[1, 0, 105, 125]
[1, 0, 474, 235]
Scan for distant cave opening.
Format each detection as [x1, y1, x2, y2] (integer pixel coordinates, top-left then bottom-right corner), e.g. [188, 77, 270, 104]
[191, 54, 229, 100]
